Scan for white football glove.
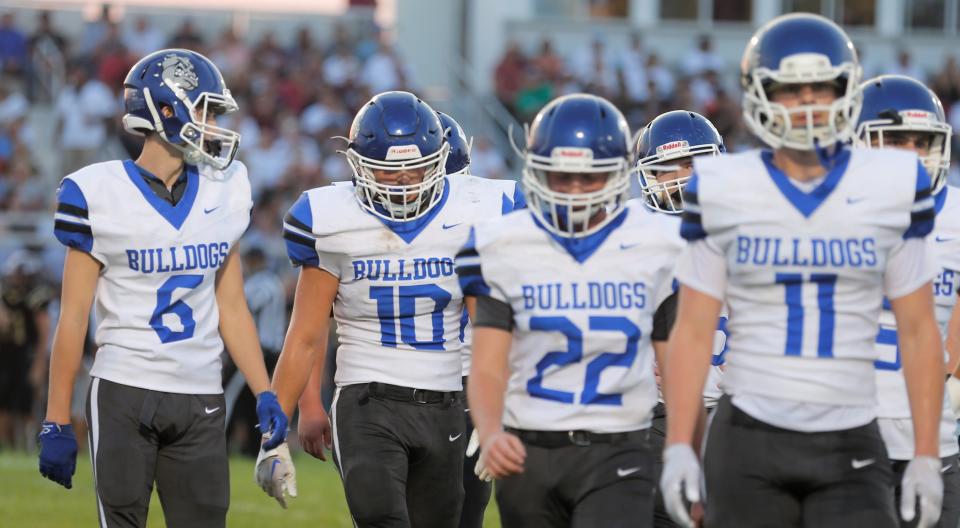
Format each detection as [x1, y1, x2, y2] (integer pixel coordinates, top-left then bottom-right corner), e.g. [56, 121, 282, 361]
[466, 429, 492, 482]
[659, 444, 702, 528]
[255, 439, 298, 509]
[900, 455, 943, 528]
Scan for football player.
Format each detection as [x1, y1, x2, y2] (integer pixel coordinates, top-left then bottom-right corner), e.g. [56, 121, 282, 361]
[856, 74, 960, 528]
[437, 110, 498, 528]
[636, 110, 727, 528]
[461, 93, 683, 527]
[271, 91, 522, 527]
[660, 14, 945, 528]
[38, 49, 288, 527]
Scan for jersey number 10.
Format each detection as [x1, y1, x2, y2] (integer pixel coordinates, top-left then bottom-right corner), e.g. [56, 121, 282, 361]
[369, 285, 452, 350]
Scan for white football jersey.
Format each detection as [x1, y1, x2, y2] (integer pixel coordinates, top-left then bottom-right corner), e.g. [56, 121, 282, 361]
[458, 201, 683, 433]
[875, 186, 960, 459]
[54, 160, 252, 394]
[283, 176, 522, 392]
[678, 148, 937, 426]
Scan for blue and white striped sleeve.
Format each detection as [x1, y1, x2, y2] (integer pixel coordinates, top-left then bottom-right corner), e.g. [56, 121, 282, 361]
[54, 178, 94, 253]
[904, 160, 935, 240]
[679, 172, 707, 241]
[282, 192, 320, 268]
[456, 227, 493, 298]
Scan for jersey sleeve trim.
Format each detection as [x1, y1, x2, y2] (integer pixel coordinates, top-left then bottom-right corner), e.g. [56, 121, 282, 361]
[905, 161, 936, 240]
[456, 227, 492, 297]
[283, 192, 320, 267]
[53, 178, 94, 253]
[510, 182, 527, 212]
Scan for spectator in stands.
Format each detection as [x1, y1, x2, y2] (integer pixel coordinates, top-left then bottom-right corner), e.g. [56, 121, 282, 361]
[208, 27, 250, 78]
[0, 249, 53, 451]
[932, 56, 960, 110]
[300, 89, 351, 141]
[532, 38, 564, 84]
[94, 23, 131, 87]
[167, 18, 205, 51]
[0, 13, 28, 74]
[494, 41, 526, 114]
[244, 123, 293, 200]
[55, 60, 116, 175]
[619, 32, 650, 110]
[360, 39, 408, 94]
[645, 52, 676, 101]
[122, 17, 165, 57]
[29, 11, 66, 57]
[470, 136, 507, 180]
[888, 49, 925, 81]
[6, 157, 47, 212]
[324, 42, 360, 90]
[681, 34, 724, 78]
[78, 5, 111, 57]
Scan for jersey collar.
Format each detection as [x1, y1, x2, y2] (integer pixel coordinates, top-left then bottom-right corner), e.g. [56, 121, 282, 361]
[370, 177, 451, 244]
[123, 160, 199, 230]
[530, 207, 629, 264]
[760, 148, 851, 218]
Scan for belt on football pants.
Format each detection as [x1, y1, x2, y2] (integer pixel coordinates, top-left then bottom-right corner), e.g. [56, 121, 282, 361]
[364, 382, 460, 405]
[506, 427, 649, 448]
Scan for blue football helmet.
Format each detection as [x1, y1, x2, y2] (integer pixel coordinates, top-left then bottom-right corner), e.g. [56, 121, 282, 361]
[344, 91, 449, 222]
[856, 75, 952, 194]
[520, 93, 631, 238]
[122, 49, 240, 169]
[437, 112, 472, 176]
[741, 13, 862, 150]
[636, 110, 725, 214]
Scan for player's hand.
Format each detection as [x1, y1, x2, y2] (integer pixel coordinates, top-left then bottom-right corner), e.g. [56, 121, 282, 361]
[38, 421, 78, 489]
[660, 443, 702, 528]
[256, 391, 288, 450]
[465, 429, 492, 482]
[297, 404, 332, 461]
[479, 430, 526, 479]
[900, 455, 943, 528]
[255, 438, 298, 509]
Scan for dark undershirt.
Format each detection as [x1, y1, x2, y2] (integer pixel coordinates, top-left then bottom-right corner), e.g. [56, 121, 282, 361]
[136, 163, 187, 206]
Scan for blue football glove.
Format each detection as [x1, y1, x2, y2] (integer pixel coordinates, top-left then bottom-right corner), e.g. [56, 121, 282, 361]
[256, 391, 288, 450]
[38, 421, 78, 489]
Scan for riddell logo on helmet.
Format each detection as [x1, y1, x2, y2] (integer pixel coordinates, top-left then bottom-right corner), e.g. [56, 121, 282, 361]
[656, 141, 689, 155]
[551, 147, 593, 159]
[901, 110, 935, 121]
[385, 145, 423, 161]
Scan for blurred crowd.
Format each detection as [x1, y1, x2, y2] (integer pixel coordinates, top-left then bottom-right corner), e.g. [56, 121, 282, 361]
[6, 6, 960, 453]
[494, 31, 960, 164]
[0, 7, 443, 453]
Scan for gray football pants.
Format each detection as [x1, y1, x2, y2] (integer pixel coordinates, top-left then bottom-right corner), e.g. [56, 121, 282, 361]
[86, 377, 229, 528]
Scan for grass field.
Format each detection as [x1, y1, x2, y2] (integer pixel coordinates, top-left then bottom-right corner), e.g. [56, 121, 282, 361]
[0, 451, 501, 527]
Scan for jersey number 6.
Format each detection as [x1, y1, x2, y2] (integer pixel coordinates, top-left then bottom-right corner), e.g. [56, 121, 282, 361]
[150, 274, 203, 343]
